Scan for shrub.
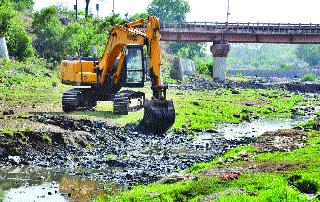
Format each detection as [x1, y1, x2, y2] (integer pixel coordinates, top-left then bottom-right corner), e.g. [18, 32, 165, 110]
[301, 74, 317, 82]
[42, 135, 52, 144]
[279, 63, 291, 70]
[194, 58, 213, 76]
[235, 72, 244, 78]
[2, 57, 53, 75]
[0, 0, 15, 37]
[5, 21, 34, 60]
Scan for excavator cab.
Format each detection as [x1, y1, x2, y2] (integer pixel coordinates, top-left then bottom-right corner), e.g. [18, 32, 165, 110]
[122, 45, 145, 87]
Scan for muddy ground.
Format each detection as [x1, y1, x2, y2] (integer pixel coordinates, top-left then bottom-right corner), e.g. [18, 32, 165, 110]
[0, 113, 254, 186]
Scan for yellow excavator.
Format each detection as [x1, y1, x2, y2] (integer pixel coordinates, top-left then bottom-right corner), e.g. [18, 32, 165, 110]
[60, 16, 175, 134]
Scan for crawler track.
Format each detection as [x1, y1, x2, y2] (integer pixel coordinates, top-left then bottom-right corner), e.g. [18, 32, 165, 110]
[113, 90, 145, 115]
[62, 88, 97, 112]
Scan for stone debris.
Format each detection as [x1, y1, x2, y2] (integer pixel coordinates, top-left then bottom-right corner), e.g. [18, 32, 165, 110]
[158, 174, 196, 184]
[254, 129, 307, 152]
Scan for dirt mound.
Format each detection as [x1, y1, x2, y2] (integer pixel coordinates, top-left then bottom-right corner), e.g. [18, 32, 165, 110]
[253, 129, 307, 152]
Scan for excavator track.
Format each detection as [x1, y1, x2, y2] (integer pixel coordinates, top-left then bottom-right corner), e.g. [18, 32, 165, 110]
[113, 90, 145, 115]
[62, 88, 97, 112]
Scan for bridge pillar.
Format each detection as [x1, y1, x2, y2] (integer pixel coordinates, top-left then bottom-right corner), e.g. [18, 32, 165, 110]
[210, 42, 230, 81]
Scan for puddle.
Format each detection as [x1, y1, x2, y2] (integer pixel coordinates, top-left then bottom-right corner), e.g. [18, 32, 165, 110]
[220, 118, 308, 140]
[0, 166, 119, 202]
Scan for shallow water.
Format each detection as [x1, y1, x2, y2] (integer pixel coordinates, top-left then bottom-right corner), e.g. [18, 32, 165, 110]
[0, 166, 118, 202]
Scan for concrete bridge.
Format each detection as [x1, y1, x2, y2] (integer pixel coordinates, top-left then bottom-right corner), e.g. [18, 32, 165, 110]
[158, 22, 320, 81]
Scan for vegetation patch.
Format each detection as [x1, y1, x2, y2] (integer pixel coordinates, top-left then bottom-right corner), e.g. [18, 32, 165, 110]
[170, 89, 303, 130]
[301, 74, 318, 82]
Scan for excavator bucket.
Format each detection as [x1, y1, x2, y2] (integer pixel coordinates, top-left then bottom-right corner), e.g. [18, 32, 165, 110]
[140, 98, 175, 134]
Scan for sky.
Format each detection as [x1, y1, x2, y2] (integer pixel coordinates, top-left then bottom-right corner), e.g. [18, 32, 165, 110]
[34, 0, 320, 23]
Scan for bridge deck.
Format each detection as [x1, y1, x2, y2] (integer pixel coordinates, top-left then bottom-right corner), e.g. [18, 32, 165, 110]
[155, 22, 320, 43]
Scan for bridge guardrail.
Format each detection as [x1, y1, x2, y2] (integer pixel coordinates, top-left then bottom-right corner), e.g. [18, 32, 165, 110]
[158, 22, 320, 34]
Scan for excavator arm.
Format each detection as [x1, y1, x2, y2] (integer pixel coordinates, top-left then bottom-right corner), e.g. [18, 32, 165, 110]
[97, 16, 175, 133]
[98, 16, 163, 95]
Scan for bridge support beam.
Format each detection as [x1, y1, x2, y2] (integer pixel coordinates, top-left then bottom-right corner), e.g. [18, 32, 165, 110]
[210, 42, 230, 81]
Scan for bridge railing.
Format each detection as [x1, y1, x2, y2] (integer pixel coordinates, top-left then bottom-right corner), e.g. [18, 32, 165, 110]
[159, 21, 320, 34]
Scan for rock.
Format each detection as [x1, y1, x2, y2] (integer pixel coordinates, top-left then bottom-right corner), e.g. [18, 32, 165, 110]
[244, 102, 255, 106]
[292, 126, 304, 131]
[193, 101, 200, 106]
[158, 174, 196, 184]
[241, 115, 252, 121]
[206, 129, 219, 133]
[233, 113, 241, 118]
[231, 89, 240, 94]
[149, 192, 161, 198]
[3, 109, 14, 116]
[44, 73, 52, 78]
[216, 172, 240, 180]
[238, 150, 248, 157]
[8, 156, 21, 165]
[268, 107, 277, 112]
[48, 192, 52, 195]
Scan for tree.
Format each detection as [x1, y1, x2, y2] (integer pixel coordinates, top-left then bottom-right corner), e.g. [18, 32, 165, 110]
[147, 0, 205, 59]
[127, 13, 149, 21]
[32, 6, 66, 61]
[0, 0, 15, 58]
[85, 0, 90, 18]
[296, 45, 320, 66]
[11, 0, 35, 12]
[147, 0, 190, 22]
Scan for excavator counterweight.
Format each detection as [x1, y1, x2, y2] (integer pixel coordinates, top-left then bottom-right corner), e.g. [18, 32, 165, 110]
[59, 16, 175, 134]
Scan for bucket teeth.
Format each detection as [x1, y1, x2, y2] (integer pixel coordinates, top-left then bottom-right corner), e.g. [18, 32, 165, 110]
[140, 99, 175, 134]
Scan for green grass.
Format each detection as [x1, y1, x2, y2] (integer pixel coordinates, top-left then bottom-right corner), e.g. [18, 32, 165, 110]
[94, 120, 320, 202]
[0, 58, 68, 108]
[187, 146, 256, 173]
[163, 77, 179, 84]
[0, 189, 4, 201]
[301, 74, 318, 82]
[169, 89, 303, 130]
[235, 72, 244, 78]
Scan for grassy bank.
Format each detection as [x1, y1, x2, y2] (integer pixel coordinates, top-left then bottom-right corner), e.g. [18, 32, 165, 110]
[0, 58, 68, 111]
[94, 120, 320, 201]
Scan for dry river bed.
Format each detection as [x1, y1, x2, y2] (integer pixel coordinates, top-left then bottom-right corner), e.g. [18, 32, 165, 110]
[0, 107, 318, 201]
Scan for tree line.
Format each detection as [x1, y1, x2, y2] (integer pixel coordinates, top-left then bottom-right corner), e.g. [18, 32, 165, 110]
[0, 0, 319, 68]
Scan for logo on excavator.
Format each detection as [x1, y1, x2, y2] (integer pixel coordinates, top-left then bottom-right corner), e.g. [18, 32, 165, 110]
[127, 34, 138, 41]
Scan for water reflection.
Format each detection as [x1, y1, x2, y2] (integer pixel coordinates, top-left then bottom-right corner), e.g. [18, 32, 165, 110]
[0, 166, 117, 202]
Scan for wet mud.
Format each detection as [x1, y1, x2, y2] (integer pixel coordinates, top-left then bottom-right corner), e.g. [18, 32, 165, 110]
[0, 113, 253, 187]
